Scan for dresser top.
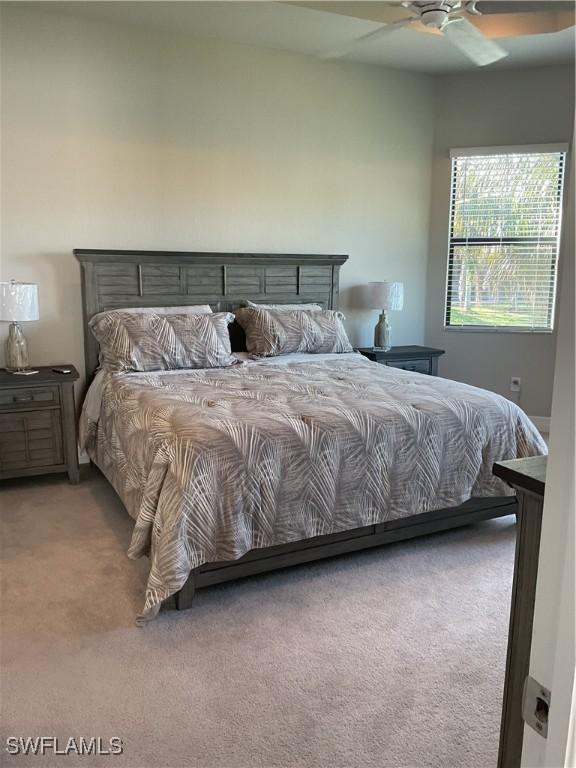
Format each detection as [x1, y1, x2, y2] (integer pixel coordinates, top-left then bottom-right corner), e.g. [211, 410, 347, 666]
[0, 365, 79, 386]
[493, 455, 547, 497]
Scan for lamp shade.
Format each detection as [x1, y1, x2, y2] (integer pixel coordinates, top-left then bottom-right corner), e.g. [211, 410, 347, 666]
[367, 281, 404, 311]
[0, 282, 39, 322]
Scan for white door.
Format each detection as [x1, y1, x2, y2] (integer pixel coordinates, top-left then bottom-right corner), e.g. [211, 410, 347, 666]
[521, 148, 575, 767]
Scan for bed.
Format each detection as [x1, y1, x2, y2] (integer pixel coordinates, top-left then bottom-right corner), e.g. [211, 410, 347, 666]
[76, 249, 547, 622]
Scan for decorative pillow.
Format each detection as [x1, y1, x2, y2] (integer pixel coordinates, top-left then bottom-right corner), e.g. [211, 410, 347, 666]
[243, 300, 323, 311]
[235, 307, 353, 357]
[90, 311, 235, 372]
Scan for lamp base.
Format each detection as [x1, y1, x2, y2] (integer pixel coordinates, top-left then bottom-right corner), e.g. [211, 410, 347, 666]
[374, 311, 392, 351]
[5, 321, 35, 373]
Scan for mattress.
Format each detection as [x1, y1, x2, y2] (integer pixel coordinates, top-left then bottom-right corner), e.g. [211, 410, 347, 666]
[80, 352, 546, 621]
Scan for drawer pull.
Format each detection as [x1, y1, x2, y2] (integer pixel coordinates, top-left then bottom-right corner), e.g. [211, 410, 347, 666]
[13, 395, 34, 403]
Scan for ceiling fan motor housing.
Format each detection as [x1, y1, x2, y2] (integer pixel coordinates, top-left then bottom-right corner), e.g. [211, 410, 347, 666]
[413, 1, 462, 29]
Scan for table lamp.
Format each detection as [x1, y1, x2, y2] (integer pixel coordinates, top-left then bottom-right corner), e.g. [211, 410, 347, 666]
[0, 281, 40, 374]
[367, 281, 404, 350]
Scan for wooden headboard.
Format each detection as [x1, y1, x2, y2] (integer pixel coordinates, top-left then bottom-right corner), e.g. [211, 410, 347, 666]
[75, 249, 348, 382]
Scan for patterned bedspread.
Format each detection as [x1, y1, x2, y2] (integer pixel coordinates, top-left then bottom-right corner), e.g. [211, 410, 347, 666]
[81, 354, 546, 621]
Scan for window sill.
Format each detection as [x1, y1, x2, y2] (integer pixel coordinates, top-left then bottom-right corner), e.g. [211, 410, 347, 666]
[443, 326, 554, 335]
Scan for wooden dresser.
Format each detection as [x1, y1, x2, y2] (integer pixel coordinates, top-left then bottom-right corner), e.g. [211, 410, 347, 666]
[0, 366, 79, 484]
[493, 455, 547, 768]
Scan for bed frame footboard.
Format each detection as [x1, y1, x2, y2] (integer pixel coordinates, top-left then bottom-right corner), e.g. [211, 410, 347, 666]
[173, 496, 517, 611]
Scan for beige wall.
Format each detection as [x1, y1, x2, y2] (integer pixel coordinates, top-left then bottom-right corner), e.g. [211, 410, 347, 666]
[2, 4, 573, 419]
[1, 5, 164, 379]
[426, 65, 575, 418]
[0, 4, 435, 384]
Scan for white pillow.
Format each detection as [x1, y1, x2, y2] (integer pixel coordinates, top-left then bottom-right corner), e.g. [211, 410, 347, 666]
[245, 300, 322, 311]
[101, 304, 213, 315]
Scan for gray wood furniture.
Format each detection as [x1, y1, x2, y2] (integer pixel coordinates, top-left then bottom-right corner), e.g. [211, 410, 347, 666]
[75, 249, 345, 383]
[175, 496, 516, 610]
[0, 366, 80, 484]
[493, 456, 547, 768]
[357, 345, 445, 375]
[75, 249, 517, 610]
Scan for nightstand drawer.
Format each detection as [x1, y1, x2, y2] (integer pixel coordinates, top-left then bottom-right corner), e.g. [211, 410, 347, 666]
[386, 359, 432, 374]
[0, 386, 60, 410]
[0, 411, 63, 470]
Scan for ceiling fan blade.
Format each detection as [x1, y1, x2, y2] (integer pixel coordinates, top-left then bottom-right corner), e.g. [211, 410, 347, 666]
[474, 1, 572, 14]
[442, 17, 509, 65]
[291, 2, 416, 25]
[321, 16, 416, 59]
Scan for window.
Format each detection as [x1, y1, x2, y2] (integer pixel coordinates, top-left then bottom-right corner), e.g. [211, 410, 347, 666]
[445, 146, 567, 331]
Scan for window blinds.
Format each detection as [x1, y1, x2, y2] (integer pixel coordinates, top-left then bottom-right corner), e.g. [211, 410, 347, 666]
[445, 149, 566, 331]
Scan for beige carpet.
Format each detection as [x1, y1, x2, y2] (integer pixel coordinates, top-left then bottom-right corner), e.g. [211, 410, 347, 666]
[1, 469, 515, 768]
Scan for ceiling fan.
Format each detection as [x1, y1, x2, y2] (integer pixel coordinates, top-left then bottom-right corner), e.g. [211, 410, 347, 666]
[321, 0, 565, 66]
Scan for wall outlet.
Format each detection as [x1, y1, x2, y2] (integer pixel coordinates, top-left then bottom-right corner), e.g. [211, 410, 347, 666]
[510, 377, 522, 392]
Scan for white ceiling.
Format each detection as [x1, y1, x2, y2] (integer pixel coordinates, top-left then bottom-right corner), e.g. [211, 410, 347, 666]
[29, 1, 576, 74]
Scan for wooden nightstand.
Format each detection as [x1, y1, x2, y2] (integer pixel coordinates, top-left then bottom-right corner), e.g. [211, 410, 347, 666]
[357, 345, 445, 376]
[0, 365, 80, 484]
